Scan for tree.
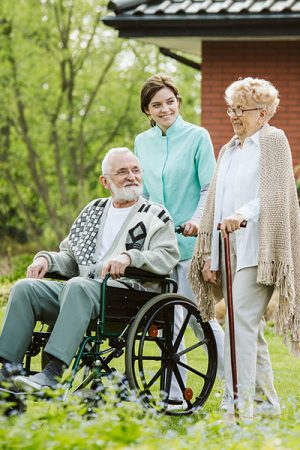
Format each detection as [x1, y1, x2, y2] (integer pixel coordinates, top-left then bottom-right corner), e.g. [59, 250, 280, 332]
[0, 0, 200, 249]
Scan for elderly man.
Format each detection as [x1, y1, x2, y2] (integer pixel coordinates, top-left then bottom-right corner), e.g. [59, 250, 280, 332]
[0, 147, 179, 391]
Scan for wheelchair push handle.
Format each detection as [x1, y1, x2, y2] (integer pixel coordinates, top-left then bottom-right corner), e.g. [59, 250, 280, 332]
[175, 225, 185, 234]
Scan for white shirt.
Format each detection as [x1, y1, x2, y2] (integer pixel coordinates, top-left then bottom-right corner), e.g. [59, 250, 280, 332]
[211, 130, 261, 272]
[96, 202, 135, 260]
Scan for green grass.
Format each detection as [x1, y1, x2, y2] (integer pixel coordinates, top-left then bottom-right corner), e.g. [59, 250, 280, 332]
[1, 306, 300, 449]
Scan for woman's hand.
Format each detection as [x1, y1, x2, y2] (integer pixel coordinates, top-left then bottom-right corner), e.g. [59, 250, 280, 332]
[182, 220, 199, 237]
[26, 257, 49, 279]
[202, 259, 219, 285]
[220, 213, 245, 238]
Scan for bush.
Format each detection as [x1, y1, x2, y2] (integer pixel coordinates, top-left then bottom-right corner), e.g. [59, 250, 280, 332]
[0, 254, 32, 283]
[0, 282, 11, 307]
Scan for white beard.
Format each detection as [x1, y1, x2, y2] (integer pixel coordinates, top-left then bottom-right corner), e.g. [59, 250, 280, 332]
[109, 182, 143, 202]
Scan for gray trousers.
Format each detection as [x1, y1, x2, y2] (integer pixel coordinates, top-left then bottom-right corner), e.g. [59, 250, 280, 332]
[0, 277, 104, 366]
[221, 237, 280, 417]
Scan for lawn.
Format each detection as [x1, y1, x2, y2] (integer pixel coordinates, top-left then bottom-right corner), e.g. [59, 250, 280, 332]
[0, 307, 300, 449]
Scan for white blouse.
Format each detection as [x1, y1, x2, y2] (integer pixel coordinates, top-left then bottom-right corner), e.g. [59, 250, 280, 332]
[210, 129, 261, 272]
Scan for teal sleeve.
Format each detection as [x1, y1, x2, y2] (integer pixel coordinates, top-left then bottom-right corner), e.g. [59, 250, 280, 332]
[195, 129, 216, 187]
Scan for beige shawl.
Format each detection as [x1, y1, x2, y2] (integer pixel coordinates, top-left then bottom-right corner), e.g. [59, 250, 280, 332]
[189, 124, 300, 356]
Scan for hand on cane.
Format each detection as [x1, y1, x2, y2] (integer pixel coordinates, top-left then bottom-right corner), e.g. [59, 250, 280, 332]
[219, 214, 246, 238]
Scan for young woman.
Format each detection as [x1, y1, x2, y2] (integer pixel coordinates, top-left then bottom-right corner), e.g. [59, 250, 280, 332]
[134, 74, 225, 392]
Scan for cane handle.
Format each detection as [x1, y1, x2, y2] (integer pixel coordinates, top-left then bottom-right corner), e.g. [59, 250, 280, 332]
[217, 220, 247, 231]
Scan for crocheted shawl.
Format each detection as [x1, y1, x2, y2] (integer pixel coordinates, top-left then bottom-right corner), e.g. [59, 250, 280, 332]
[189, 124, 300, 356]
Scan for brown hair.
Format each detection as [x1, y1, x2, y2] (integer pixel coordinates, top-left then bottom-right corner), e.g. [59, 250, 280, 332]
[140, 74, 182, 127]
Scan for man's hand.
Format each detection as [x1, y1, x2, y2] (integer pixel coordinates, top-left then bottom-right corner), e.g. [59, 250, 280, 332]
[26, 257, 48, 279]
[182, 220, 199, 237]
[220, 213, 245, 238]
[202, 259, 219, 285]
[101, 254, 131, 280]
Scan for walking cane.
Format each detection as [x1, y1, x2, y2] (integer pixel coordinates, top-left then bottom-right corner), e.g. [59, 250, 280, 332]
[217, 220, 247, 416]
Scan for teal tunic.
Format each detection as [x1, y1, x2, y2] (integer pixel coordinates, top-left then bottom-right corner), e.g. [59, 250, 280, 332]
[134, 115, 216, 260]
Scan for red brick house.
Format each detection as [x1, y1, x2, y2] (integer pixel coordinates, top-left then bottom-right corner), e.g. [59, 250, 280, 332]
[103, 0, 300, 165]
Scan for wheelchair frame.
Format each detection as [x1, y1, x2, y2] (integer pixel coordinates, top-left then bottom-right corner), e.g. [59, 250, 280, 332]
[24, 268, 218, 415]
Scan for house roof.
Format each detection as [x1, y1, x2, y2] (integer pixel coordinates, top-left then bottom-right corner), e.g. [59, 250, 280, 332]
[103, 0, 300, 40]
[103, 1, 300, 56]
[108, 0, 300, 16]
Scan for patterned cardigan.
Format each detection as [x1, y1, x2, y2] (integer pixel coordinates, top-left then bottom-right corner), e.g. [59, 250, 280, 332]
[35, 196, 179, 281]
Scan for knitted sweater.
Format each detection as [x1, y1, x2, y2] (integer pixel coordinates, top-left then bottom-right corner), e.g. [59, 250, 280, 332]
[189, 124, 300, 356]
[36, 196, 180, 280]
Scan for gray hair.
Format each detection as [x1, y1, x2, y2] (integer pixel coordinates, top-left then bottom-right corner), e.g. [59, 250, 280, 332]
[225, 77, 280, 119]
[101, 147, 136, 174]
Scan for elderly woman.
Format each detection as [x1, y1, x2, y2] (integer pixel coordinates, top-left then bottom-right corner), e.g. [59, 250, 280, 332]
[190, 77, 300, 421]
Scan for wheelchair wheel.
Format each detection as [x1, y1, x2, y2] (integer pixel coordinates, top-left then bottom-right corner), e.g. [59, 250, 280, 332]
[125, 294, 217, 415]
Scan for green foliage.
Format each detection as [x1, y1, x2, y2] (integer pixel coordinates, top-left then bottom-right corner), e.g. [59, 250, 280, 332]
[0, 381, 300, 449]
[0, 254, 32, 283]
[0, 283, 10, 308]
[0, 254, 33, 305]
[0, 0, 200, 249]
[0, 324, 300, 448]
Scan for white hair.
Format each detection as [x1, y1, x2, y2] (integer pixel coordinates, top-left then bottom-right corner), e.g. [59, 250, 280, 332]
[101, 147, 137, 174]
[109, 180, 143, 202]
[225, 77, 280, 119]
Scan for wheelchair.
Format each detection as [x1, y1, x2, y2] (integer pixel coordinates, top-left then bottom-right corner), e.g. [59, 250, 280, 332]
[23, 268, 218, 416]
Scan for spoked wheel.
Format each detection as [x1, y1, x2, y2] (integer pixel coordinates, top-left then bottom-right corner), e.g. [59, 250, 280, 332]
[125, 294, 217, 415]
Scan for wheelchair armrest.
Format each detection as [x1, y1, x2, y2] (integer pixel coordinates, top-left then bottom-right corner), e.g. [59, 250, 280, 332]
[123, 267, 177, 292]
[124, 267, 168, 281]
[44, 272, 70, 281]
[45, 269, 166, 282]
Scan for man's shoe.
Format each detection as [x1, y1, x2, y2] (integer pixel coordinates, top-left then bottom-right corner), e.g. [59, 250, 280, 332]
[14, 372, 58, 392]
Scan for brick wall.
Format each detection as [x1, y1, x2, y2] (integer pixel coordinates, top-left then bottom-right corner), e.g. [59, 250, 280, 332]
[201, 41, 300, 167]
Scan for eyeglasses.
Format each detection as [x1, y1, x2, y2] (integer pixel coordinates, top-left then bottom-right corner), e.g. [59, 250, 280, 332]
[226, 107, 263, 117]
[104, 168, 143, 177]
